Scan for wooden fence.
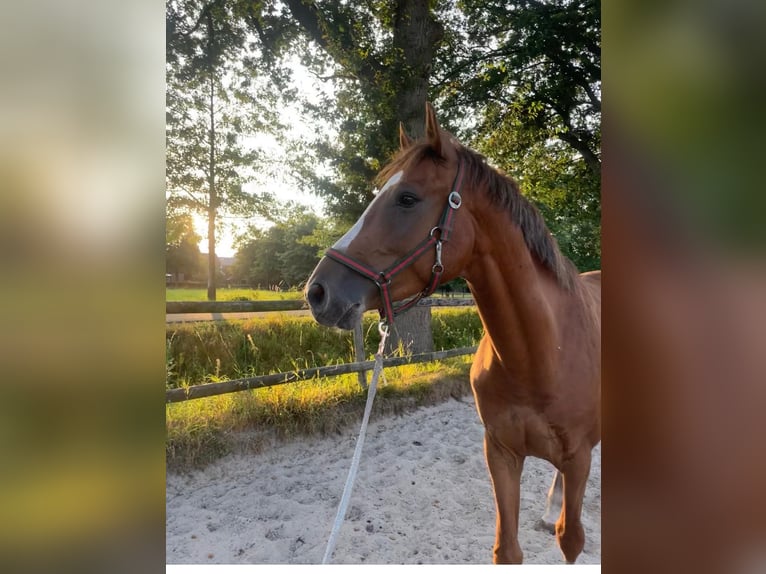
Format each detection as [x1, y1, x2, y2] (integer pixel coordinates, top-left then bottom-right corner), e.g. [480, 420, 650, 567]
[166, 300, 306, 314]
[165, 296, 473, 314]
[166, 297, 477, 404]
[166, 346, 477, 403]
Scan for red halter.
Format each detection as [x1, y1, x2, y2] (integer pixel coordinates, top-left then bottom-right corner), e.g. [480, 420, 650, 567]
[324, 160, 465, 325]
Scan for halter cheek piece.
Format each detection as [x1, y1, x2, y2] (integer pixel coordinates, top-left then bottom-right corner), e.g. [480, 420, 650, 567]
[325, 160, 465, 326]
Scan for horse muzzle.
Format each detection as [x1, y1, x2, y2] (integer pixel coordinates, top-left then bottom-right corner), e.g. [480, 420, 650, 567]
[305, 257, 376, 330]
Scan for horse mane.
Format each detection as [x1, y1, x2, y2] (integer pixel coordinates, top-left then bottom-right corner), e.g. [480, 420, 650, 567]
[377, 141, 578, 292]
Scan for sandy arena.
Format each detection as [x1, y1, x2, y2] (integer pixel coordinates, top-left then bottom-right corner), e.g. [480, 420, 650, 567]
[166, 395, 601, 564]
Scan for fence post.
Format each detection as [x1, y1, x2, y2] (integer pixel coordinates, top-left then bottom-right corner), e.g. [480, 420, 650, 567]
[353, 319, 367, 389]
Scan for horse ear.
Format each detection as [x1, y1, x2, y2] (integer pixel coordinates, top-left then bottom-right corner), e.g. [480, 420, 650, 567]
[424, 101, 442, 156]
[399, 122, 412, 150]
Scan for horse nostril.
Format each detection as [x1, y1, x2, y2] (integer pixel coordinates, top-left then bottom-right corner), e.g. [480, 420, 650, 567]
[306, 282, 326, 309]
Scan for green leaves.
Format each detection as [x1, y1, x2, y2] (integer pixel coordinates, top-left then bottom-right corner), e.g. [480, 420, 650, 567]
[166, 209, 204, 280]
[438, 0, 600, 270]
[167, 0, 297, 298]
[167, 0, 601, 281]
[231, 211, 323, 289]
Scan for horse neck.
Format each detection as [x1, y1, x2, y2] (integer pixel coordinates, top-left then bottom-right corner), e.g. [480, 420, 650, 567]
[463, 208, 566, 386]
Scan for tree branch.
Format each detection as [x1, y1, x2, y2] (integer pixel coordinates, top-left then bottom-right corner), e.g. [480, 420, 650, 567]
[173, 0, 225, 39]
[579, 77, 601, 113]
[305, 68, 358, 82]
[434, 45, 520, 86]
[557, 130, 601, 175]
[536, 96, 601, 176]
[169, 186, 209, 211]
[282, 0, 383, 89]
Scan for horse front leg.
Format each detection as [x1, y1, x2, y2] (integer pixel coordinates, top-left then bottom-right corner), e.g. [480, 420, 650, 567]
[484, 432, 525, 564]
[556, 447, 592, 564]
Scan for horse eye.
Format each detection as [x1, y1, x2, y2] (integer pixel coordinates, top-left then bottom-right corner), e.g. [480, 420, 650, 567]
[396, 192, 420, 208]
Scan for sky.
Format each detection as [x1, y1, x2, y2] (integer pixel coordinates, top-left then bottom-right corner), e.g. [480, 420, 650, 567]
[195, 55, 334, 258]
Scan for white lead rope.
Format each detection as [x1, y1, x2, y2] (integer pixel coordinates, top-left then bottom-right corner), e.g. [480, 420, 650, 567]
[321, 322, 390, 564]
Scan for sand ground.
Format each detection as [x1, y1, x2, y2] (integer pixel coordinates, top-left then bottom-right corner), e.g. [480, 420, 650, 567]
[166, 395, 601, 565]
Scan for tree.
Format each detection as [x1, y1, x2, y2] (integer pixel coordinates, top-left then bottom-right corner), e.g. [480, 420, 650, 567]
[268, 0, 451, 353]
[279, 213, 324, 288]
[234, 227, 284, 287]
[166, 208, 203, 281]
[264, 0, 445, 224]
[230, 229, 264, 286]
[438, 0, 601, 269]
[441, 0, 600, 169]
[191, 0, 599, 335]
[166, 0, 283, 299]
[237, 0, 600, 269]
[231, 209, 322, 290]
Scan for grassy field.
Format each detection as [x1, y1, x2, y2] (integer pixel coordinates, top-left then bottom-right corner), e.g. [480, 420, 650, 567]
[166, 308, 483, 387]
[166, 287, 303, 302]
[166, 307, 482, 471]
[165, 287, 472, 302]
[166, 358, 473, 471]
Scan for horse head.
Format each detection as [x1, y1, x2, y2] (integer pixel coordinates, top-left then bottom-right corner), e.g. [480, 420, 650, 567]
[305, 103, 475, 329]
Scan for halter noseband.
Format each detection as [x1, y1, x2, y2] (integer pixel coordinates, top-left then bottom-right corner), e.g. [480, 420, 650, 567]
[324, 160, 465, 326]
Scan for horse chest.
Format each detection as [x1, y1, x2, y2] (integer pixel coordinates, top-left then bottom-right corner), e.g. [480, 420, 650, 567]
[470, 355, 562, 462]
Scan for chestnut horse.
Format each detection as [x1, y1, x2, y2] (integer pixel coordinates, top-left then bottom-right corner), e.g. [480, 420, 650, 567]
[305, 103, 601, 564]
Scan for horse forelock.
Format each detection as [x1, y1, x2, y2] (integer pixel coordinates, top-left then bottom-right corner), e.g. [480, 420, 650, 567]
[375, 140, 579, 292]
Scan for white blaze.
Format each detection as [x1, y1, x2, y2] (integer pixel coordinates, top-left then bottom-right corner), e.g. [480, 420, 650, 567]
[331, 171, 403, 251]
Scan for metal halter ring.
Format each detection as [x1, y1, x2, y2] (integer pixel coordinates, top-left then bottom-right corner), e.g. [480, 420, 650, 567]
[375, 273, 391, 287]
[448, 191, 462, 209]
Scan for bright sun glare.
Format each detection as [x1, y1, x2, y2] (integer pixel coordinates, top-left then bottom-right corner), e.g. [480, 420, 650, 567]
[195, 55, 333, 258]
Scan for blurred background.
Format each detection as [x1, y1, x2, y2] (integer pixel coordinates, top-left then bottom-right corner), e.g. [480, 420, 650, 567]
[604, 1, 766, 572]
[0, 0, 764, 572]
[0, 1, 165, 572]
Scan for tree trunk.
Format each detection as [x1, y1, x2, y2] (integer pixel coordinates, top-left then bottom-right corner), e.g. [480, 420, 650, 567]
[207, 209, 216, 300]
[386, 0, 443, 355]
[206, 15, 217, 302]
[206, 72, 217, 301]
[279, 0, 444, 351]
[559, 130, 601, 177]
[385, 306, 433, 356]
[393, 0, 444, 136]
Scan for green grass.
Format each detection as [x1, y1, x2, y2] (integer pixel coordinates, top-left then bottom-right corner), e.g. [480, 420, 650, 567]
[166, 316, 361, 387]
[166, 307, 482, 388]
[166, 357, 473, 471]
[166, 307, 483, 471]
[166, 287, 302, 302]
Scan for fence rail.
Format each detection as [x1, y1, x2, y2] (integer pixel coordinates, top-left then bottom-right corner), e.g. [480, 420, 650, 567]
[166, 296, 479, 404]
[166, 297, 474, 315]
[166, 300, 307, 314]
[166, 345, 477, 403]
